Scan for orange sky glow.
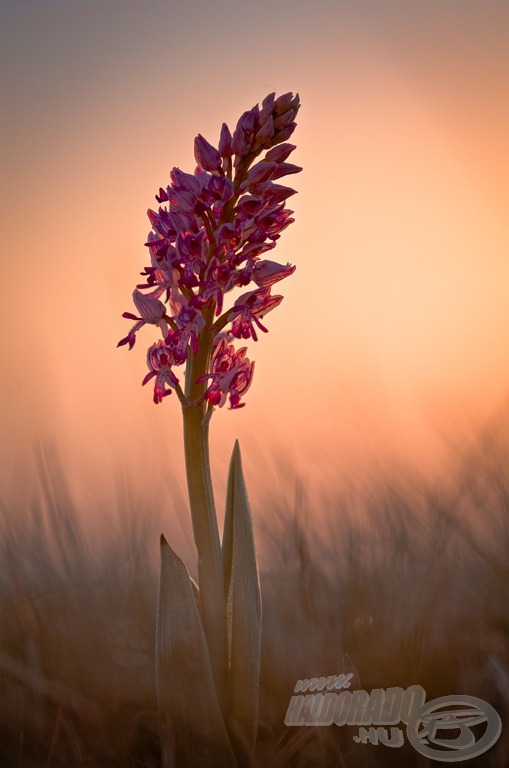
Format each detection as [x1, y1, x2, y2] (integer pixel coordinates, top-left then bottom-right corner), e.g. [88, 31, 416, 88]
[1, 1, 508, 534]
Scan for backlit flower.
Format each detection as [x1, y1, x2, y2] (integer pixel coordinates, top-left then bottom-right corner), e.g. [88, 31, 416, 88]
[142, 341, 181, 404]
[119, 92, 301, 407]
[198, 339, 254, 409]
[229, 287, 283, 341]
[117, 289, 168, 349]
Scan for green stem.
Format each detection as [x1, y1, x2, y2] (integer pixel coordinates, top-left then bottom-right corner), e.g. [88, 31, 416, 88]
[182, 316, 228, 707]
[179, 151, 255, 706]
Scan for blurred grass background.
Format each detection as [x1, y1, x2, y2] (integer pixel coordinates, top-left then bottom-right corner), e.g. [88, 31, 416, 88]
[1, 411, 508, 767]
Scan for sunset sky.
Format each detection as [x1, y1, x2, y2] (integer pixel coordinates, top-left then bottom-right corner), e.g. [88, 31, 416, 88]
[1, 0, 509, 517]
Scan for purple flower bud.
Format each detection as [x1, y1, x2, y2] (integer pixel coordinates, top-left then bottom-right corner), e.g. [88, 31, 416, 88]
[231, 108, 258, 156]
[274, 92, 299, 115]
[240, 161, 276, 190]
[264, 143, 296, 163]
[256, 182, 297, 204]
[231, 129, 250, 157]
[258, 93, 275, 124]
[156, 187, 169, 203]
[255, 115, 274, 146]
[170, 168, 203, 196]
[270, 162, 303, 180]
[219, 122, 233, 157]
[194, 134, 222, 172]
[269, 122, 297, 146]
[262, 92, 276, 108]
[273, 109, 296, 131]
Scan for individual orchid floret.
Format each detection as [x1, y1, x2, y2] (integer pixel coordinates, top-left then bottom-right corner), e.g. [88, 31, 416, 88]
[166, 301, 206, 359]
[206, 174, 234, 203]
[117, 289, 169, 349]
[253, 260, 296, 287]
[198, 256, 237, 315]
[198, 339, 254, 409]
[229, 287, 283, 341]
[259, 183, 297, 204]
[142, 340, 181, 404]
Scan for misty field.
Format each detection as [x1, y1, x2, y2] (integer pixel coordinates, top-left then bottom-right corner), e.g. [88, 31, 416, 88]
[1, 413, 508, 767]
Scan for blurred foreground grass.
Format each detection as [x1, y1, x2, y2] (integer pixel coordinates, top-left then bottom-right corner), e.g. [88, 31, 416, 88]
[1, 415, 508, 767]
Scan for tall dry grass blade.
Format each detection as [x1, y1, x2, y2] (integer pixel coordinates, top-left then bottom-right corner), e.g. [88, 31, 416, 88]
[0, 649, 103, 721]
[223, 441, 262, 758]
[156, 535, 235, 768]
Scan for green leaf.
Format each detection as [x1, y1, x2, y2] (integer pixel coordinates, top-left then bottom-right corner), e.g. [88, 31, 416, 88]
[223, 441, 262, 756]
[157, 535, 236, 768]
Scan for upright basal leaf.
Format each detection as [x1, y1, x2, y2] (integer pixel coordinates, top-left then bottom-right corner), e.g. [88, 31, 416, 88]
[156, 535, 236, 768]
[223, 441, 262, 756]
